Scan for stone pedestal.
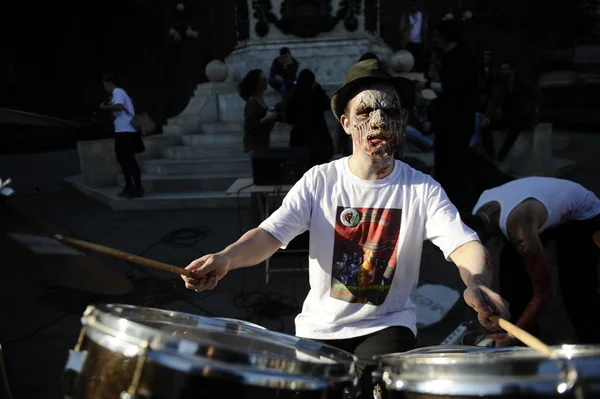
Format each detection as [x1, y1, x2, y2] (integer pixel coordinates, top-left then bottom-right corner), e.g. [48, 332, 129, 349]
[78, 139, 117, 188]
[77, 135, 182, 188]
[225, 36, 392, 84]
[164, 0, 397, 133]
[226, 0, 391, 84]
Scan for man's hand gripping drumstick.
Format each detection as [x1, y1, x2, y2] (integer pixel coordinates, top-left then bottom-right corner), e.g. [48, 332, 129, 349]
[182, 228, 283, 292]
[449, 241, 511, 331]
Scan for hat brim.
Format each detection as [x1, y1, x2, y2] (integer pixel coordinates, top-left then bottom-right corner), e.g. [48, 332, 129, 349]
[331, 76, 415, 121]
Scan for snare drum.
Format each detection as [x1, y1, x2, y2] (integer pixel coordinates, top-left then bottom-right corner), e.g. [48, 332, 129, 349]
[62, 304, 356, 399]
[375, 345, 600, 398]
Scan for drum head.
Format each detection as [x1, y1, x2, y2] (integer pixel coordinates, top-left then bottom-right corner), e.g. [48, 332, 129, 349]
[375, 345, 600, 396]
[81, 304, 356, 390]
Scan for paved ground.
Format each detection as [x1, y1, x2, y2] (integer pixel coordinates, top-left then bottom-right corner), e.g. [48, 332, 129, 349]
[1, 129, 598, 398]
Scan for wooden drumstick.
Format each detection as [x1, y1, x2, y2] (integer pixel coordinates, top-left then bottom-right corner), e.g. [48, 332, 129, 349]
[489, 315, 553, 356]
[54, 234, 195, 278]
[593, 231, 600, 248]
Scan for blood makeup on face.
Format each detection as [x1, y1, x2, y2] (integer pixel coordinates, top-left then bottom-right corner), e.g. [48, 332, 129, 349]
[348, 85, 405, 159]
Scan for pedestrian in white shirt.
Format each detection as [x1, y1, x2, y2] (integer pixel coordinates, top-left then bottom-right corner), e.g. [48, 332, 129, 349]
[400, 0, 428, 71]
[100, 73, 144, 198]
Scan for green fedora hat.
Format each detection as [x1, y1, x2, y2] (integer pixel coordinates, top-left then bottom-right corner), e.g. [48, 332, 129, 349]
[330, 59, 415, 121]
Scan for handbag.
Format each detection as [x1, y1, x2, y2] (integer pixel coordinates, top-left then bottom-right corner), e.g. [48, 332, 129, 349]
[127, 95, 157, 136]
[131, 112, 157, 136]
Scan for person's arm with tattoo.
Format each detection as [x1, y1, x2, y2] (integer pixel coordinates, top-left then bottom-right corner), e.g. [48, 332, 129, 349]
[506, 215, 553, 332]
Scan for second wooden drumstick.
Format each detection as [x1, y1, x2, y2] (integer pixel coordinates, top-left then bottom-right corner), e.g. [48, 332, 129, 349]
[54, 234, 196, 278]
[593, 231, 600, 248]
[489, 315, 553, 356]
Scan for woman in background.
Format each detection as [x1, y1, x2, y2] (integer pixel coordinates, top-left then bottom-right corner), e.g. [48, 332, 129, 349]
[239, 70, 279, 225]
[239, 70, 279, 157]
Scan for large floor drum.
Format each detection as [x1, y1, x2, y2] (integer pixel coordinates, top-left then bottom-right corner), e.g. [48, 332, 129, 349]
[62, 304, 357, 399]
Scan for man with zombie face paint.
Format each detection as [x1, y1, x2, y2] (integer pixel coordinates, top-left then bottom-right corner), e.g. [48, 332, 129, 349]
[182, 59, 510, 398]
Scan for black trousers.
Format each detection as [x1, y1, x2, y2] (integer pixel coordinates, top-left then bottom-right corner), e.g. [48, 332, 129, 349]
[312, 326, 416, 398]
[499, 214, 600, 344]
[481, 113, 533, 162]
[406, 41, 424, 72]
[114, 133, 144, 188]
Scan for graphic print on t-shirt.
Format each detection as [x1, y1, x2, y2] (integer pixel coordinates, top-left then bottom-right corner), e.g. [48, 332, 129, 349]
[331, 206, 401, 305]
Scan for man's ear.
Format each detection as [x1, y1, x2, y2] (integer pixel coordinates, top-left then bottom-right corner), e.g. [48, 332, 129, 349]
[400, 108, 409, 125]
[340, 114, 352, 136]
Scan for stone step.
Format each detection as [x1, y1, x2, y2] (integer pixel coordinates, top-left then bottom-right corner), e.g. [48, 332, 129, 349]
[164, 142, 291, 160]
[180, 129, 289, 146]
[65, 175, 250, 211]
[163, 124, 183, 135]
[199, 121, 292, 134]
[162, 145, 246, 160]
[141, 157, 251, 175]
[116, 173, 246, 193]
[164, 120, 292, 137]
[197, 120, 245, 133]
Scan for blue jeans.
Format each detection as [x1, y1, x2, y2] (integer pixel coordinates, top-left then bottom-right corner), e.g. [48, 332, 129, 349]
[406, 113, 483, 152]
[267, 76, 295, 101]
[471, 112, 483, 148]
[405, 125, 434, 151]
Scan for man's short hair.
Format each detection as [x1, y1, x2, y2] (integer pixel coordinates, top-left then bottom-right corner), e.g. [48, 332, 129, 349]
[280, 47, 291, 56]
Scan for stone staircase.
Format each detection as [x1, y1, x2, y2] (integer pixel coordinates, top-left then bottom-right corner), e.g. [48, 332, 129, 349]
[67, 82, 341, 211]
[66, 74, 578, 212]
[67, 125, 291, 211]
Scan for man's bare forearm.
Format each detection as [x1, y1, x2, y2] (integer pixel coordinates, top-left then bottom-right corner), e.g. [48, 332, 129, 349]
[516, 255, 553, 330]
[508, 225, 553, 330]
[450, 240, 493, 288]
[217, 227, 282, 270]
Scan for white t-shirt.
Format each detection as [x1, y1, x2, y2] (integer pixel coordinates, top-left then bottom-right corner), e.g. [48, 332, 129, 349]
[259, 157, 479, 340]
[110, 87, 136, 133]
[472, 177, 600, 238]
[409, 12, 423, 44]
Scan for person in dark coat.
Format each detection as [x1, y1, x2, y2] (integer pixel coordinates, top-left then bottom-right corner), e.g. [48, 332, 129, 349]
[418, 19, 479, 213]
[480, 61, 540, 162]
[285, 69, 334, 166]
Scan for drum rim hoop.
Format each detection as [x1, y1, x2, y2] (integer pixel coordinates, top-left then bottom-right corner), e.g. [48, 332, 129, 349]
[80, 304, 357, 382]
[374, 344, 600, 395]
